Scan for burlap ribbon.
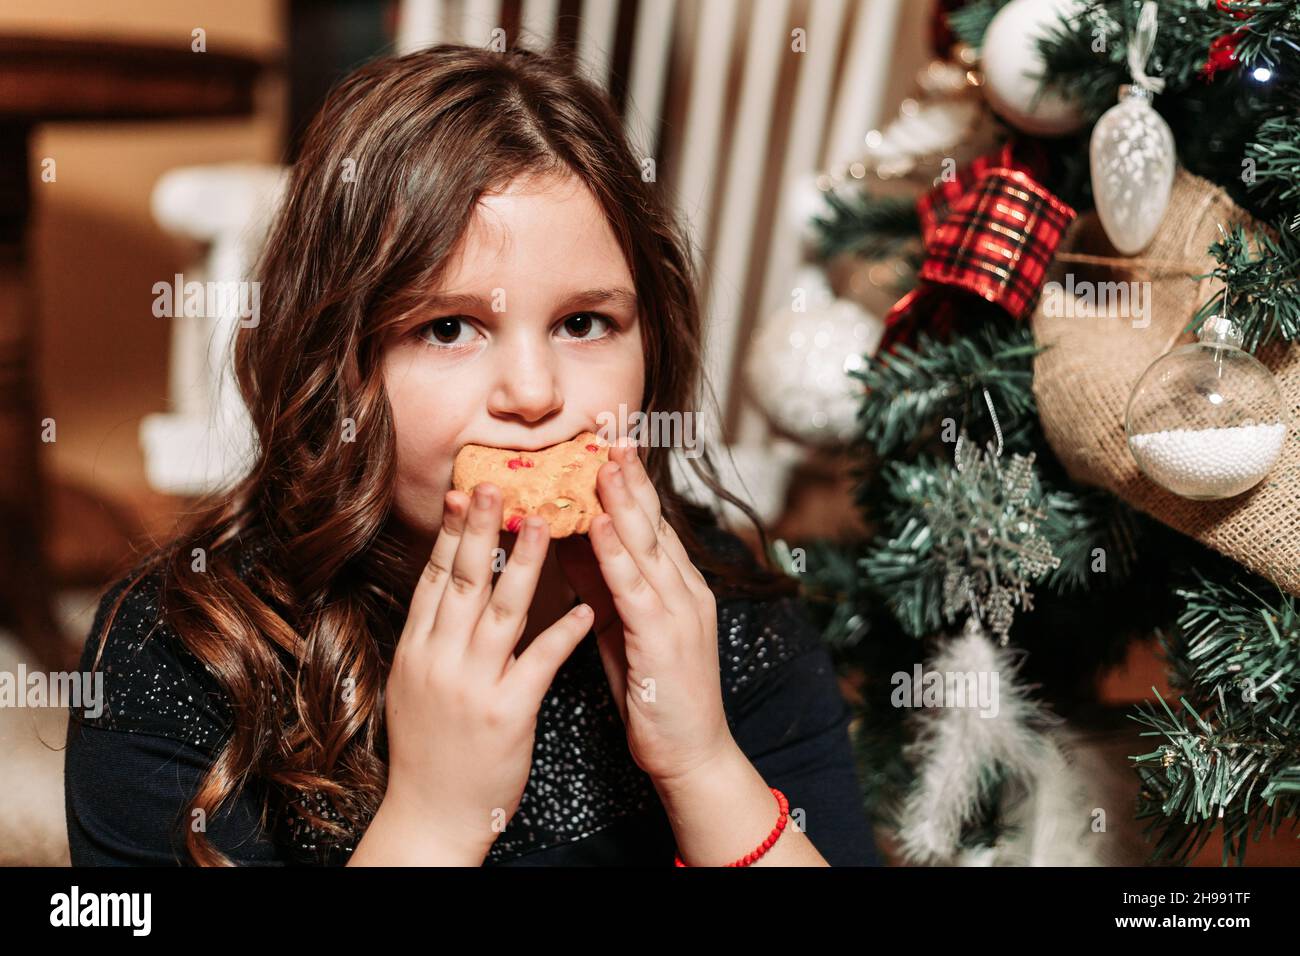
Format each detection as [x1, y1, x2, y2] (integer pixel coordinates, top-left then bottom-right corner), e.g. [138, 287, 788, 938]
[1031, 168, 1300, 596]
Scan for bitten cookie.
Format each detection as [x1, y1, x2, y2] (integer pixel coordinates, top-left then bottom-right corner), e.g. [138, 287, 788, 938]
[451, 430, 610, 537]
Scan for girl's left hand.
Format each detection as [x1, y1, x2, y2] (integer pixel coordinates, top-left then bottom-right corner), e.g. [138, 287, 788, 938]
[555, 440, 735, 787]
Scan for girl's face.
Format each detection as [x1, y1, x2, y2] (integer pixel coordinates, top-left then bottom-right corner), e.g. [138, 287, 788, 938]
[381, 172, 645, 543]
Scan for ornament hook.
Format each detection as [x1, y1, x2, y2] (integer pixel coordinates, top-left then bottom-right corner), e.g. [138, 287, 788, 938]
[955, 386, 1004, 472]
[1127, 1, 1165, 95]
[1200, 269, 1244, 349]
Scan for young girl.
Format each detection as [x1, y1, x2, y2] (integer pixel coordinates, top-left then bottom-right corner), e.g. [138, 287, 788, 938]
[63, 42, 879, 867]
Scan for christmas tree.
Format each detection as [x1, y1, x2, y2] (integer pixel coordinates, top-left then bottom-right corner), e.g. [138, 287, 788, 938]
[776, 0, 1300, 865]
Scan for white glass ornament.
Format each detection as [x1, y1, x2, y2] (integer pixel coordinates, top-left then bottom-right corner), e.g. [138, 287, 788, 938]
[980, 0, 1087, 136]
[1125, 317, 1289, 499]
[1090, 85, 1174, 255]
[1089, 2, 1173, 255]
[745, 267, 884, 447]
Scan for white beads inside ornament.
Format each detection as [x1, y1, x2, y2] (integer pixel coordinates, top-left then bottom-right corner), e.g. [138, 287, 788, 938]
[1129, 424, 1286, 499]
[1125, 317, 1290, 499]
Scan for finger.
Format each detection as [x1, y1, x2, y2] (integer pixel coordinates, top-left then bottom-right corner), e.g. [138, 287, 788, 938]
[610, 440, 659, 516]
[587, 512, 669, 632]
[595, 461, 694, 620]
[609, 445, 711, 598]
[504, 602, 594, 702]
[404, 489, 471, 640]
[468, 515, 551, 674]
[429, 482, 503, 650]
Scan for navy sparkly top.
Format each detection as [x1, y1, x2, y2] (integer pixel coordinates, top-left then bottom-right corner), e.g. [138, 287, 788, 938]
[63, 525, 880, 866]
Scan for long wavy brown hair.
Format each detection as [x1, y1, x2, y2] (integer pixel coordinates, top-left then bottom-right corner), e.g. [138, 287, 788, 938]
[88, 42, 799, 865]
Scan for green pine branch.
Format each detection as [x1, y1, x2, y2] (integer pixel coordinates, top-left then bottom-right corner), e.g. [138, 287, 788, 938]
[793, 0, 1300, 856]
[1245, 105, 1300, 220]
[1175, 572, 1300, 704]
[1038, 0, 1300, 115]
[1191, 224, 1300, 351]
[860, 473, 948, 640]
[851, 323, 1040, 459]
[1034, 1, 1300, 232]
[810, 188, 921, 264]
[1130, 572, 1300, 865]
[769, 536, 874, 653]
[1132, 688, 1300, 865]
[1219, 3, 1300, 70]
[1039, 488, 1142, 593]
[945, 0, 1014, 51]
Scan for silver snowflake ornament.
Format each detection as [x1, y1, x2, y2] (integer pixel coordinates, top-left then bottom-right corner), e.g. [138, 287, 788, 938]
[923, 442, 1062, 644]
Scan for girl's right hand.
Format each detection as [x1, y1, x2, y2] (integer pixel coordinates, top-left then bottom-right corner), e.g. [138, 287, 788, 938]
[374, 482, 593, 864]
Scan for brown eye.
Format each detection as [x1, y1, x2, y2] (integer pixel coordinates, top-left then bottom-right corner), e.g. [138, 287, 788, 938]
[431, 318, 460, 342]
[558, 312, 613, 341]
[418, 317, 478, 348]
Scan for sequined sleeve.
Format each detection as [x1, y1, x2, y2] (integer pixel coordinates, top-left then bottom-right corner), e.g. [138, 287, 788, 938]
[64, 572, 288, 866]
[697, 523, 880, 866]
[723, 593, 881, 866]
[69, 572, 231, 750]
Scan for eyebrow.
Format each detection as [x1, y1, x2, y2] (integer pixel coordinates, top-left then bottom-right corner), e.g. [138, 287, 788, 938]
[422, 287, 639, 315]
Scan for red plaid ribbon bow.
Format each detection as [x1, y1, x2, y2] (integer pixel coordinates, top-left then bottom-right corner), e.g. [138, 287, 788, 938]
[879, 142, 1076, 354]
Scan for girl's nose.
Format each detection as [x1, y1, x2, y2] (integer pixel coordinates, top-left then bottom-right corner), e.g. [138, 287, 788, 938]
[486, 337, 563, 423]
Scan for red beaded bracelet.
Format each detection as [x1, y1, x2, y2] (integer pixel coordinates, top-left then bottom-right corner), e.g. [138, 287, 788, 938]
[673, 787, 789, 867]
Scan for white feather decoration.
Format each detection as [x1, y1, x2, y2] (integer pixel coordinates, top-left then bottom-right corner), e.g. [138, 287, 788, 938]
[894, 616, 1099, 865]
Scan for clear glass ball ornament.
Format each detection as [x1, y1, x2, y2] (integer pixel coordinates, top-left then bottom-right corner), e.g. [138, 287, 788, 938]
[1125, 316, 1289, 499]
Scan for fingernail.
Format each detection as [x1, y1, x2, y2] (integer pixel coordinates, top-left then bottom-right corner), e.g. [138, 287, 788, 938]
[475, 487, 493, 509]
[574, 603, 592, 617]
[524, 516, 544, 541]
[608, 464, 624, 488]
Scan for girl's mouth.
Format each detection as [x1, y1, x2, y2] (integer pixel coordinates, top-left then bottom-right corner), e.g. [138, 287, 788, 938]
[463, 428, 597, 455]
